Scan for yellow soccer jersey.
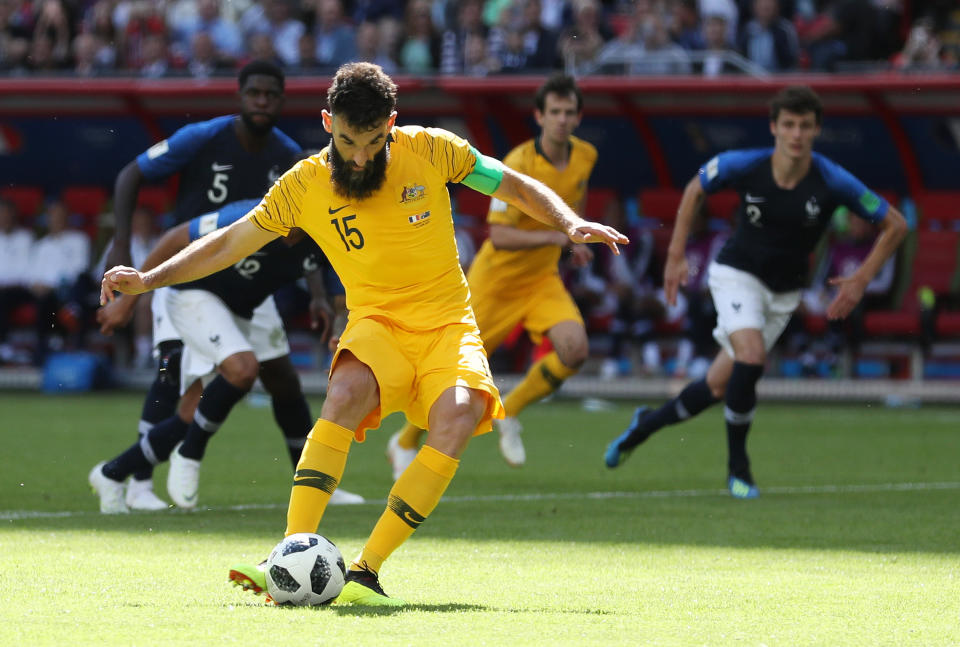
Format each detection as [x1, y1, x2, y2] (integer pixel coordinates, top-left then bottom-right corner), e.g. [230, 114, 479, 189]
[248, 125, 480, 330]
[468, 135, 597, 292]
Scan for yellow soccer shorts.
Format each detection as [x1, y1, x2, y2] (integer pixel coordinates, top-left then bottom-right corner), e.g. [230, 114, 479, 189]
[471, 273, 585, 353]
[330, 316, 504, 441]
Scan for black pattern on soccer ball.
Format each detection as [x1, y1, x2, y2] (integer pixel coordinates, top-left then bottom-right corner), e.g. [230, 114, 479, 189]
[310, 555, 332, 595]
[269, 565, 300, 593]
[281, 535, 318, 556]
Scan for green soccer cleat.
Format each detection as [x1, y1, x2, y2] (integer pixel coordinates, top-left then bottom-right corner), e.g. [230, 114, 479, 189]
[727, 475, 759, 499]
[334, 565, 406, 607]
[228, 561, 270, 600]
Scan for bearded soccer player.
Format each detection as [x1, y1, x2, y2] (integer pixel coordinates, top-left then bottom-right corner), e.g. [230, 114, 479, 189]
[604, 86, 907, 498]
[101, 62, 628, 606]
[388, 74, 597, 474]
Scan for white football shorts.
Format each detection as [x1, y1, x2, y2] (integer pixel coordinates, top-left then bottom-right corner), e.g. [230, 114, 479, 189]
[164, 289, 290, 394]
[150, 286, 181, 347]
[707, 262, 801, 356]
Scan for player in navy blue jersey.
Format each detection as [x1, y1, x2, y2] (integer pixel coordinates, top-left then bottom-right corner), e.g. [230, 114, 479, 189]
[604, 86, 907, 498]
[100, 60, 302, 511]
[90, 199, 361, 513]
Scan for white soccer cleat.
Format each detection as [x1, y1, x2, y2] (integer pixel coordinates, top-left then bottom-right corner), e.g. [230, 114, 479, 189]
[496, 417, 526, 467]
[88, 462, 129, 514]
[329, 488, 365, 505]
[386, 431, 419, 481]
[167, 443, 201, 509]
[125, 477, 169, 511]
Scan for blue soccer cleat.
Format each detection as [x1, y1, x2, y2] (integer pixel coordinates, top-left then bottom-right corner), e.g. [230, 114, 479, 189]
[604, 406, 651, 469]
[727, 475, 759, 499]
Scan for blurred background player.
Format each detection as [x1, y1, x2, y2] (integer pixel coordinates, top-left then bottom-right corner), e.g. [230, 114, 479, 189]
[389, 73, 597, 475]
[102, 60, 301, 510]
[91, 198, 360, 513]
[604, 86, 906, 498]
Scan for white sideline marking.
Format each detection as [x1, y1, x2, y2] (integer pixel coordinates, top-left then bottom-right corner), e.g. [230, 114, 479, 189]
[3, 481, 960, 521]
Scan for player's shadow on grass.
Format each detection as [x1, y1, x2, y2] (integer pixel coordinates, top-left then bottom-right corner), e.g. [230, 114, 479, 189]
[266, 602, 490, 616]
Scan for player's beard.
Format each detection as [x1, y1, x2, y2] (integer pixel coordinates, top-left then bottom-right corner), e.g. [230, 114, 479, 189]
[328, 142, 389, 200]
[241, 111, 277, 136]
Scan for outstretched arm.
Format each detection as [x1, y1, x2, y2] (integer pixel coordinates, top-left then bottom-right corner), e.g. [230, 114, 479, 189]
[663, 175, 705, 306]
[105, 160, 144, 268]
[101, 217, 278, 304]
[491, 166, 628, 254]
[826, 206, 908, 320]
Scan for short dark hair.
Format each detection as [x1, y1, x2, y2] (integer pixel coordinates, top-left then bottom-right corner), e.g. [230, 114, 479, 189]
[238, 59, 285, 91]
[327, 62, 397, 131]
[535, 73, 583, 113]
[769, 85, 822, 124]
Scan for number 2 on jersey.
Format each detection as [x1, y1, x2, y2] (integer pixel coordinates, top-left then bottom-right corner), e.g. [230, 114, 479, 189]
[331, 215, 365, 251]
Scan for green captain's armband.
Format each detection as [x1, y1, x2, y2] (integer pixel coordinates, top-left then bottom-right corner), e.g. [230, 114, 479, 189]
[461, 146, 504, 195]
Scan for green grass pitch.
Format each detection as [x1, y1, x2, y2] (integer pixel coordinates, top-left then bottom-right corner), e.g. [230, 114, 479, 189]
[1, 392, 958, 646]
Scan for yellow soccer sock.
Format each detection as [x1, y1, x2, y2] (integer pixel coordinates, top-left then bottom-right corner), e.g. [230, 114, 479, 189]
[353, 445, 458, 573]
[397, 421, 424, 450]
[502, 351, 577, 417]
[285, 419, 354, 536]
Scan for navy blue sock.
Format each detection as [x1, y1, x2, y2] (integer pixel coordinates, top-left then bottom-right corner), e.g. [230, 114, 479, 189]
[103, 415, 189, 481]
[133, 343, 181, 480]
[177, 375, 249, 461]
[644, 378, 718, 433]
[725, 361, 764, 482]
[272, 394, 312, 469]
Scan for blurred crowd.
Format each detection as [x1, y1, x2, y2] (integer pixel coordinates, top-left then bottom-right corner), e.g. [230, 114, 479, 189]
[0, 0, 958, 78]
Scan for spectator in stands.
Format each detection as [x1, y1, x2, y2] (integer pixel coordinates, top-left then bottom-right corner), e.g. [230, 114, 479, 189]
[29, 199, 92, 362]
[115, 0, 167, 71]
[398, 0, 440, 74]
[439, 0, 489, 75]
[801, 0, 881, 71]
[0, 198, 34, 364]
[245, 31, 283, 67]
[737, 0, 799, 72]
[489, 0, 561, 72]
[290, 31, 320, 72]
[671, 0, 705, 50]
[187, 30, 232, 78]
[312, 0, 356, 71]
[892, 18, 948, 71]
[80, 0, 118, 71]
[354, 19, 399, 74]
[594, 0, 650, 73]
[247, 0, 304, 66]
[463, 29, 494, 76]
[697, 12, 741, 75]
[631, 11, 693, 74]
[0, 0, 33, 71]
[26, 33, 62, 71]
[351, 0, 405, 24]
[175, 0, 244, 63]
[138, 33, 170, 78]
[31, 0, 72, 69]
[700, 0, 739, 45]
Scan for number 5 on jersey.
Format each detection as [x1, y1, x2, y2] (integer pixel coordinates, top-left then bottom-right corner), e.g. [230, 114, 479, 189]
[331, 215, 364, 251]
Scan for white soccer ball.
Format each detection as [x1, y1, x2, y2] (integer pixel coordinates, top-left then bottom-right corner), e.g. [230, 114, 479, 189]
[264, 533, 346, 606]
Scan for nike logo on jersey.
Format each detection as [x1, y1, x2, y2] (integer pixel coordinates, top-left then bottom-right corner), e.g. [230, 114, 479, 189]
[211, 162, 233, 172]
[209, 334, 221, 345]
[745, 193, 765, 203]
[328, 204, 350, 214]
[732, 302, 742, 312]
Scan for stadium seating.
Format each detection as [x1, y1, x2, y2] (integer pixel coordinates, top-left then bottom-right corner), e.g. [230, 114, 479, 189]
[136, 186, 172, 216]
[62, 185, 109, 237]
[914, 191, 960, 230]
[864, 230, 960, 336]
[0, 185, 44, 222]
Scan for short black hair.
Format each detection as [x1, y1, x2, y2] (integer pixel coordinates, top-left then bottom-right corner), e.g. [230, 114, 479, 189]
[327, 62, 397, 131]
[238, 59, 285, 91]
[535, 74, 583, 113]
[769, 85, 823, 124]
